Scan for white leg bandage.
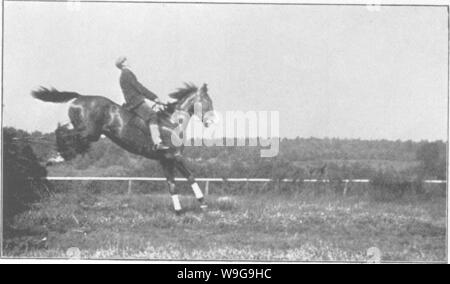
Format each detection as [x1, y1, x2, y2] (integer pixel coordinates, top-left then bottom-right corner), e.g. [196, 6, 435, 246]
[191, 183, 204, 199]
[171, 195, 182, 211]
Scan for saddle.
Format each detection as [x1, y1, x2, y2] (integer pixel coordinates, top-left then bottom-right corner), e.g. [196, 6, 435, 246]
[122, 102, 178, 128]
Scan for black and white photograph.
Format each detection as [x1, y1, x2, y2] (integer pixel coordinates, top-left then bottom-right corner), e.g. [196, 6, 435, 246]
[0, 0, 448, 264]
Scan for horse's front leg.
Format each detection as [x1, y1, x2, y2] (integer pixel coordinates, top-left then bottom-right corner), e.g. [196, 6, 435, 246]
[160, 159, 182, 214]
[174, 157, 207, 211]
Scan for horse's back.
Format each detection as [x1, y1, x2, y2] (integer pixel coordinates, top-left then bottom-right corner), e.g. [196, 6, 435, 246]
[71, 95, 117, 109]
[68, 95, 122, 131]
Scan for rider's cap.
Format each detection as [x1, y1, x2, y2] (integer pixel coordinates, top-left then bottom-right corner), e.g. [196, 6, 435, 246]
[115, 56, 127, 69]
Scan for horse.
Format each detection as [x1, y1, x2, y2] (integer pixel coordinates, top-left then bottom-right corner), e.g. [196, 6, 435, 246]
[31, 83, 215, 214]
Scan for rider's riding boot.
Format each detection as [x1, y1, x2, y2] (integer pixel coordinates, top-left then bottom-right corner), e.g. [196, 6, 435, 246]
[149, 124, 169, 151]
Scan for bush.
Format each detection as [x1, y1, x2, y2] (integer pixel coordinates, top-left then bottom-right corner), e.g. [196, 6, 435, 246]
[55, 124, 90, 161]
[369, 170, 422, 201]
[416, 141, 446, 180]
[3, 128, 49, 225]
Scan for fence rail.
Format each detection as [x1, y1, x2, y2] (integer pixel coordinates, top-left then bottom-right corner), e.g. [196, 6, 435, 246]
[39, 177, 446, 184]
[34, 176, 446, 196]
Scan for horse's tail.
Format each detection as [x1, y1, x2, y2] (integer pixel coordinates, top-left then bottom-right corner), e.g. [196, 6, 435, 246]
[31, 87, 82, 103]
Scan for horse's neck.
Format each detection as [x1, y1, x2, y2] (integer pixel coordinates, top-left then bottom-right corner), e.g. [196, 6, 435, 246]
[167, 96, 197, 130]
[170, 109, 193, 131]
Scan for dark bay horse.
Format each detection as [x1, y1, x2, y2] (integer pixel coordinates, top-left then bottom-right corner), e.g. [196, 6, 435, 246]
[32, 83, 215, 214]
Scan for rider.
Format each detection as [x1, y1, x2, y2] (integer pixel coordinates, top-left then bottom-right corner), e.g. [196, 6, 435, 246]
[116, 56, 169, 151]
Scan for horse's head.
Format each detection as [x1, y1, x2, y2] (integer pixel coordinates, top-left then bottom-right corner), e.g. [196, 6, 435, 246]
[196, 83, 215, 127]
[170, 83, 215, 128]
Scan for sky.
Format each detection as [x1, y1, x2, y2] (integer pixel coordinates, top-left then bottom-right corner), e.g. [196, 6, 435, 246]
[2, 1, 448, 141]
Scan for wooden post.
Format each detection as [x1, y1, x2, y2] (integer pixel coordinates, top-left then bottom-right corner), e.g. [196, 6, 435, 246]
[343, 181, 348, 197]
[127, 180, 133, 195]
[205, 180, 210, 196]
[261, 181, 269, 192]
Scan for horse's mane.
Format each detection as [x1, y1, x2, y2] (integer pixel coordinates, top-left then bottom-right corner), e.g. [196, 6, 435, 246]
[169, 83, 198, 101]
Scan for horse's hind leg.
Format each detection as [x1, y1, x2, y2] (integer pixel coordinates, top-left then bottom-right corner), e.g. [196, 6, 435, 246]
[161, 159, 182, 214]
[174, 158, 207, 211]
[69, 104, 101, 143]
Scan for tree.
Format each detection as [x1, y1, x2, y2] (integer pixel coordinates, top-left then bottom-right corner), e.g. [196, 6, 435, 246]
[3, 127, 48, 226]
[55, 124, 90, 161]
[416, 142, 446, 179]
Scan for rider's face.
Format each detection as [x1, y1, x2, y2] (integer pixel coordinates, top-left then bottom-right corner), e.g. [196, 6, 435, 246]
[121, 59, 130, 69]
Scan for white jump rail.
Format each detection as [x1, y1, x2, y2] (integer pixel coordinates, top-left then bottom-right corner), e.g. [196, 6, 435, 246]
[32, 177, 446, 196]
[38, 177, 446, 184]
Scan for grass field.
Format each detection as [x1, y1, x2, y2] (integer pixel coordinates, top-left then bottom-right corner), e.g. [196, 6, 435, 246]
[3, 186, 447, 262]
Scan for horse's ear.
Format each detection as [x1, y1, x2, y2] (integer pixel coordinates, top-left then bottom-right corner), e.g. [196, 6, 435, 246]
[201, 83, 208, 93]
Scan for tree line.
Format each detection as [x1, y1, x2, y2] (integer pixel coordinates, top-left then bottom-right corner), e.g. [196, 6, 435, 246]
[22, 125, 446, 181]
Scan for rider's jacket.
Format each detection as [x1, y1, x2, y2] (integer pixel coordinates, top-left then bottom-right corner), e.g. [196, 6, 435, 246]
[120, 67, 158, 109]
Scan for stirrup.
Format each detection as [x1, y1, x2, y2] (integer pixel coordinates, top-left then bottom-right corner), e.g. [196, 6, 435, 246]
[153, 143, 169, 151]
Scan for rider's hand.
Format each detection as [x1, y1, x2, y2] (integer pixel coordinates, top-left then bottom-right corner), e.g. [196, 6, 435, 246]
[153, 99, 164, 111]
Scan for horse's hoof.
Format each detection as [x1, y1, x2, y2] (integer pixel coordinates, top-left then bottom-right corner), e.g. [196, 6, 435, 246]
[175, 210, 184, 216]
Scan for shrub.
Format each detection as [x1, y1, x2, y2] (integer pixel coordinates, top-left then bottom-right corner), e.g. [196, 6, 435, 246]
[3, 128, 49, 226]
[369, 170, 420, 201]
[55, 124, 90, 161]
[416, 141, 446, 180]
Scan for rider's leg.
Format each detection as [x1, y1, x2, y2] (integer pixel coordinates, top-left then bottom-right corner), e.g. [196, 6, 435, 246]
[149, 123, 169, 150]
[148, 111, 169, 150]
[135, 102, 168, 150]
[149, 123, 162, 145]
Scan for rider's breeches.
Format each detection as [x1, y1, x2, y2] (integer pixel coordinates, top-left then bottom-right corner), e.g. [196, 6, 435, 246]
[133, 101, 161, 145]
[134, 101, 158, 123]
